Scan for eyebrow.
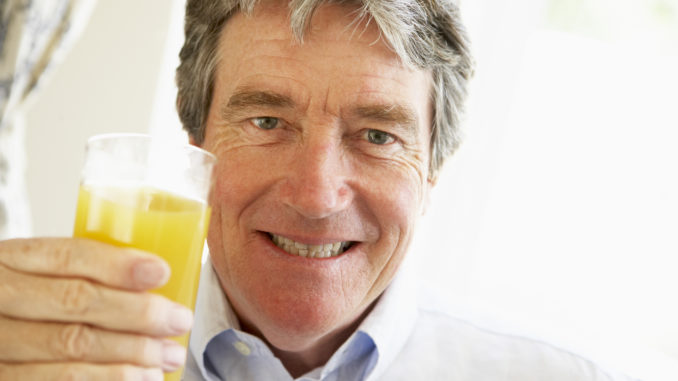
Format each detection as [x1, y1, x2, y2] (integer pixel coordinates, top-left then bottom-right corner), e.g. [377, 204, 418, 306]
[221, 88, 296, 119]
[352, 103, 418, 129]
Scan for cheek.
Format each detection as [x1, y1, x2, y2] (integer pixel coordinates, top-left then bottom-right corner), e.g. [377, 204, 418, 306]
[210, 146, 266, 204]
[359, 170, 425, 298]
[206, 145, 283, 246]
[206, 154, 260, 283]
[205, 153, 248, 246]
[370, 159, 428, 223]
[374, 159, 428, 254]
[365, 165, 427, 269]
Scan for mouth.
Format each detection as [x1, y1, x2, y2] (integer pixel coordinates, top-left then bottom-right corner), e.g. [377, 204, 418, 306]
[266, 233, 355, 258]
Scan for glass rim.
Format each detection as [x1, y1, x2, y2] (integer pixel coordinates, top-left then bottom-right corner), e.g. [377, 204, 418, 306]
[86, 132, 216, 162]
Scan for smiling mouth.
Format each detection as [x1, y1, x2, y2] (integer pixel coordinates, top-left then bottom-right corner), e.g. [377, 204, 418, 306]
[267, 233, 354, 258]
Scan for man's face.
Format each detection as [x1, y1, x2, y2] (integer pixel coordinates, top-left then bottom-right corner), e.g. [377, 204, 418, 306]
[201, 2, 433, 351]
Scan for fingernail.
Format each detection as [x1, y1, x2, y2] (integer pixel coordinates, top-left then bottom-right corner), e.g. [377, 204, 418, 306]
[162, 340, 187, 370]
[168, 305, 193, 334]
[133, 260, 167, 288]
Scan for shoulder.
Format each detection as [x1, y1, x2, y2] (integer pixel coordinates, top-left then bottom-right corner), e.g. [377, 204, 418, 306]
[377, 285, 636, 381]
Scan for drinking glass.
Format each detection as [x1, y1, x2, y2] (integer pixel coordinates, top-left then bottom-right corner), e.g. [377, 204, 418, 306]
[73, 133, 215, 380]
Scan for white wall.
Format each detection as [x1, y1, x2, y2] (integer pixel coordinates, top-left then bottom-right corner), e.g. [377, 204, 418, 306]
[24, 0, 179, 236]
[411, 1, 678, 378]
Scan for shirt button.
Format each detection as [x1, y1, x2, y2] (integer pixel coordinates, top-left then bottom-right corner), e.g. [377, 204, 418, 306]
[233, 341, 251, 356]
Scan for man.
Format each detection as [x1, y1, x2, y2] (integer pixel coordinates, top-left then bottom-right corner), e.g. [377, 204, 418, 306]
[176, 0, 467, 378]
[0, 0, 634, 380]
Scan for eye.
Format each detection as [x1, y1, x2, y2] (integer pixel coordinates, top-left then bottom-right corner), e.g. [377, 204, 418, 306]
[365, 129, 395, 145]
[251, 117, 279, 130]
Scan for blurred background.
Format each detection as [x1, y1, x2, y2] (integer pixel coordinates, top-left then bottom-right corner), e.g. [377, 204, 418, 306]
[9, 0, 678, 379]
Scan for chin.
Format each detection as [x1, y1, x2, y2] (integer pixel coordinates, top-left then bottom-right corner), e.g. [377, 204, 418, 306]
[263, 313, 368, 357]
[244, 286, 363, 351]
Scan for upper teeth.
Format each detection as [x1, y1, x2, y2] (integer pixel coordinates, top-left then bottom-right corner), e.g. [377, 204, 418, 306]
[271, 234, 351, 258]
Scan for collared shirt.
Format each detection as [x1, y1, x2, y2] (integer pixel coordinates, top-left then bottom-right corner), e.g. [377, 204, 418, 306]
[183, 259, 636, 381]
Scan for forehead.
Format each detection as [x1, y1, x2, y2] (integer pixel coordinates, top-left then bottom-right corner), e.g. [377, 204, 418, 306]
[217, 2, 427, 82]
[212, 2, 432, 128]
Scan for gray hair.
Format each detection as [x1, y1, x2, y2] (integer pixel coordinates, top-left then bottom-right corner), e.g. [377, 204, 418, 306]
[177, 0, 474, 179]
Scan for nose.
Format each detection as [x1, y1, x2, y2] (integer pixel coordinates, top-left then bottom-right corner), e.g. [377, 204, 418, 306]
[280, 133, 353, 219]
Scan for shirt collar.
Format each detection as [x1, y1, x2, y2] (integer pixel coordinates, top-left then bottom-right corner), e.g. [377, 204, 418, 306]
[189, 259, 240, 380]
[354, 258, 419, 380]
[189, 256, 419, 380]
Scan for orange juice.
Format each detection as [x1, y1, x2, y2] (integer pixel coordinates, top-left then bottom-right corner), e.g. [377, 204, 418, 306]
[73, 184, 210, 380]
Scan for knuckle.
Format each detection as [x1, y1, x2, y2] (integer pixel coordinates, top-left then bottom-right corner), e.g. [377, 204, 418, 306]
[2, 238, 73, 272]
[54, 323, 95, 360]
[57, 279, 99, 315]
[0, 238, 31, 259]
[0, 266, 18, 311]
[49, 242, 76, 273]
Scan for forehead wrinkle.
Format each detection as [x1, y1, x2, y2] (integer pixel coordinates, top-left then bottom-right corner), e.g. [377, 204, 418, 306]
[339, 68, 417, 92]
[357, 73, 415, 89]
[238, 55, 314, 77]
[249, 38, 296, 45]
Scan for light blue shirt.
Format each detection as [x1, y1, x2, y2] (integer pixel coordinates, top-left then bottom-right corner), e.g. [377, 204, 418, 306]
[183, 259, 636, 381]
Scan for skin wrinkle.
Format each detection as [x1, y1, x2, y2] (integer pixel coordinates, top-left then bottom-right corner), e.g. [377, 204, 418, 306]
[209, 86, 427, 258]
[216, 68, 424, 156]
[240, 55, 314, 72]
[222, 88, 420, 147]
[208, 114, 376, 243]
[263, 47, 409, 73]
[227, 53, 416, 121]
[236, 33, 409, 79]
[201, 3, 433, 376]
[177, 0, 473, 178]
[351, 74, 413, 90]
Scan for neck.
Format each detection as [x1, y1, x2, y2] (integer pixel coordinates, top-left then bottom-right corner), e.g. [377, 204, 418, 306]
[239, 302, 377, 378]
[269, 326, 356, 378]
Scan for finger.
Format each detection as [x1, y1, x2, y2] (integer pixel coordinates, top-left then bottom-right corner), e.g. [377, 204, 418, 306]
[0, 237, 169, 291]
[0, 316, 186, 372]
[0, 363, 163, 381]
[0, 267, 193, 337]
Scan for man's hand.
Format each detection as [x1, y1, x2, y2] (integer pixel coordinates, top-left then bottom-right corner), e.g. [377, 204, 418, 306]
[0, 238, 193, 380]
